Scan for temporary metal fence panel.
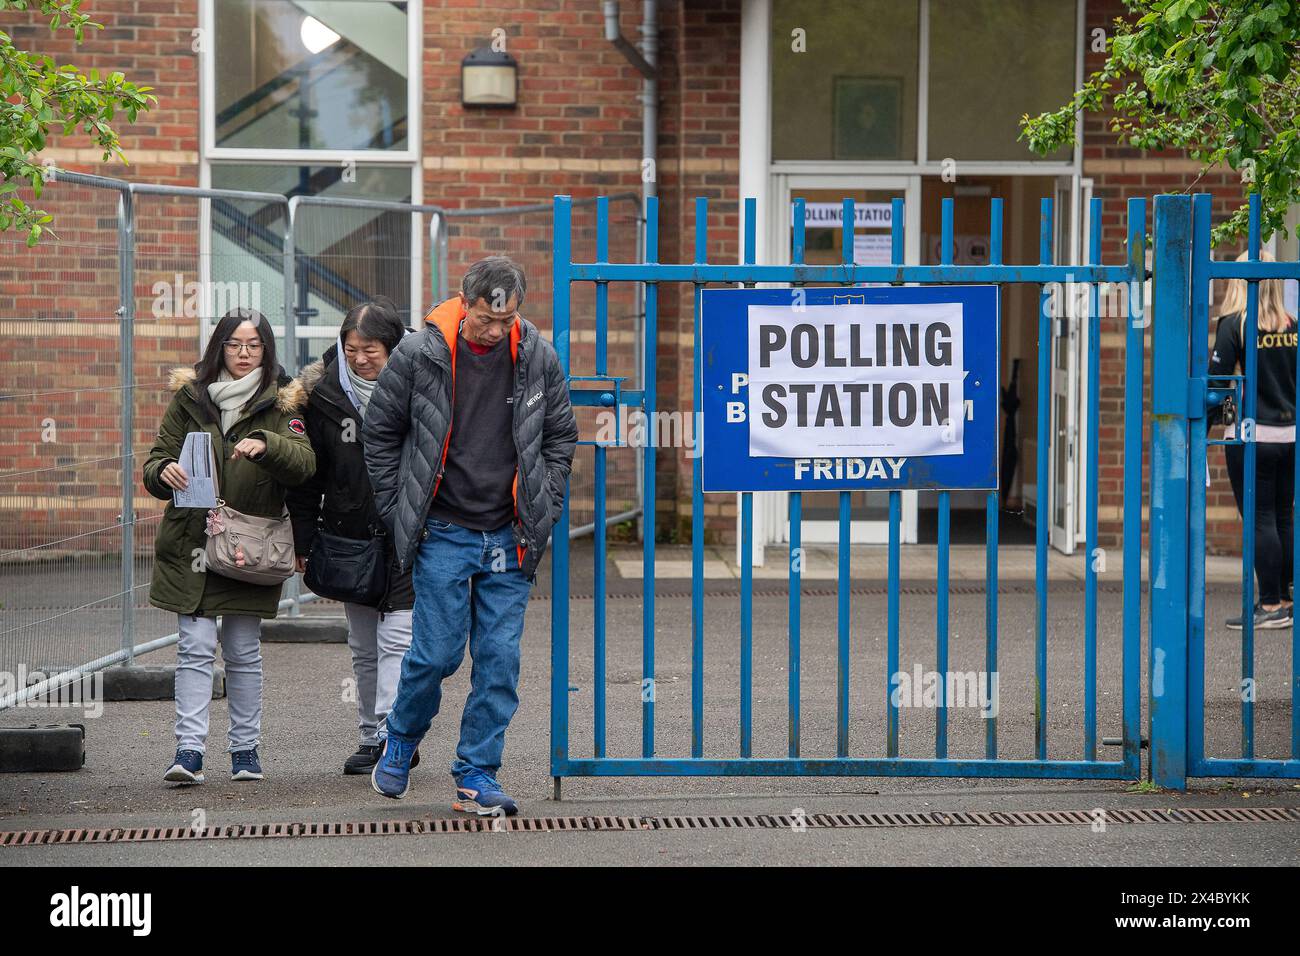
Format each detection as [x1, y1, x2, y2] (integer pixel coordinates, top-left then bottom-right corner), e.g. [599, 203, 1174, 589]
[0, 174, 132, 693]
[0, 172, 309, 709]
[549, 192, 1149, 786]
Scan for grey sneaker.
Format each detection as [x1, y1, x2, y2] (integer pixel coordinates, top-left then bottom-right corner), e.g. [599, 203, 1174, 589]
[1227, 605, 1292, 630]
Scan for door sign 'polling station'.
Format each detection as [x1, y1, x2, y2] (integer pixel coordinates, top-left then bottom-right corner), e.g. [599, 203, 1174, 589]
[700, 286, 999, 491]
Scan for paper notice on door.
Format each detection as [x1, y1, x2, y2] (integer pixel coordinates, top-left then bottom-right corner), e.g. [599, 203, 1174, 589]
[853, 232, 893, 265]
[172, 431, 220, 509]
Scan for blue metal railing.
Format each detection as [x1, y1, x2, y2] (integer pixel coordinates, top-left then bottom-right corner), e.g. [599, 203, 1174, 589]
[550, 192, 1149, 785]
[1181, 191, 1300, 781]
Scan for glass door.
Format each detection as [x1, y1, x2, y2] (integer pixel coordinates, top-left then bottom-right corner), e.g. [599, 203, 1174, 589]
[772, 173, 922, 544]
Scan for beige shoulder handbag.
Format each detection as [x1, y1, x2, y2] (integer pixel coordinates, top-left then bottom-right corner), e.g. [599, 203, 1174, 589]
[204, 501, 296, 585]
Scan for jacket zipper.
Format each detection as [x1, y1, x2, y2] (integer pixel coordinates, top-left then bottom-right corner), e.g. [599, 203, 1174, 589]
[512, 350, 531, 556]
[406, 343, 455, 572]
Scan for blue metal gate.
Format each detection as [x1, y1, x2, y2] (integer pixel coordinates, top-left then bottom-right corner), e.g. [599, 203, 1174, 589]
[546, 187, 1289, 790]
[1152, 192, 1300, 785]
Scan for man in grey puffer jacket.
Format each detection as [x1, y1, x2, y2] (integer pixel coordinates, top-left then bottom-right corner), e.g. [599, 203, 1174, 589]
[363, 256, 577, 816]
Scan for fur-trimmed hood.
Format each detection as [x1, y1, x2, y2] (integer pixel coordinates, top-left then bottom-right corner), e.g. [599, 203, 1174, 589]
[295, 358, 330, 399]
[167, 365, 306, 413]
[291, 356, 354, 423]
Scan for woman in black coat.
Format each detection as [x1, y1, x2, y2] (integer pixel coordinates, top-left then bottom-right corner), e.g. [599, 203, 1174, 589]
[1209, 251, 1298, 631]
[287, 298, 417, 774]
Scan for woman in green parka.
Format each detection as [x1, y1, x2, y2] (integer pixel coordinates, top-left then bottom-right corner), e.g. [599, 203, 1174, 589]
[142, 308, 314, 785]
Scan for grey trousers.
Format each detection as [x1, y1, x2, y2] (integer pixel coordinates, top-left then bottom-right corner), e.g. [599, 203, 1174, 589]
[343, 604, 414, 746]
[174, 613, 262, 754]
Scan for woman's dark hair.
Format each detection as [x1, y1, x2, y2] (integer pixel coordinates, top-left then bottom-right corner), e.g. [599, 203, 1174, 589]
[193, 308, 279, 425]
[339, 296, 407, 355]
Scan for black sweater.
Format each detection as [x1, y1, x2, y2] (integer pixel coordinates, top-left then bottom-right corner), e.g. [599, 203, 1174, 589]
[426, 334, 519, 531]
[1208, 311, 1297, 428]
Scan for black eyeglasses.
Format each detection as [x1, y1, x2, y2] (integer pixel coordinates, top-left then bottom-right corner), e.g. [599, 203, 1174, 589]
[223, 341, 263, 355]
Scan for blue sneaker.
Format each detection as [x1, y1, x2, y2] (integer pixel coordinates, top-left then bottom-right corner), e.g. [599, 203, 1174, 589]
[163, 748, 204, 784]
[371, 736, 416, 799]
[453, 769, 518, 816]
[230, 747, 263, 781]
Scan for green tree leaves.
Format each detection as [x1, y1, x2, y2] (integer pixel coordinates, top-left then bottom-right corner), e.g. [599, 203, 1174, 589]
[1021, 0, 1300, 246]
[0, 1, 154, 244]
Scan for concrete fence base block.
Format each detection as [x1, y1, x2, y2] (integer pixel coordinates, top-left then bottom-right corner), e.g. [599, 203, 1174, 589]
[258, 617, 348, 643]
[98, 666, 226, 702]
[0, 724, 86, 772]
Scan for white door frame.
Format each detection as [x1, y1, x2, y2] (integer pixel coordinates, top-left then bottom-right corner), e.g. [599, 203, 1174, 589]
[767, 172, 923, 546]
[1047, 175, 1080, 553]
[1072, 177, 1095, 549]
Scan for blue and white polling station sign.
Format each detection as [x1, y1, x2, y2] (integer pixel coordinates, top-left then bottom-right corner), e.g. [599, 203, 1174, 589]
[700, 285, 999, 492]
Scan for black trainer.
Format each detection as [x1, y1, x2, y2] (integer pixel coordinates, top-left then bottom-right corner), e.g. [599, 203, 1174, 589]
[343, 745, 383, 775]
[346, 743, 419, 775]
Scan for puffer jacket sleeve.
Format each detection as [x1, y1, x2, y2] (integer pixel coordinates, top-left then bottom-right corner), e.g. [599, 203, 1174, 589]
[247, 413, 316, 489]
[363, 338, 416, 529]
[539, 340, 579, 520]
[142, 394, 189, 501]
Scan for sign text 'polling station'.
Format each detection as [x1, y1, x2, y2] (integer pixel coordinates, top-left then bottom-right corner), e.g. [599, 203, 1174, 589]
[700, 286, 999, 492]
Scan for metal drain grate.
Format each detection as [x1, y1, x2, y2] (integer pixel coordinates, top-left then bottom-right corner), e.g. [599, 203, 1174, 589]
[2, 806, 1297, 847]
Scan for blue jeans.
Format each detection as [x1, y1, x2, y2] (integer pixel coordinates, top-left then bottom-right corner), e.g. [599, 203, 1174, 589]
[385, 517, 532, 780]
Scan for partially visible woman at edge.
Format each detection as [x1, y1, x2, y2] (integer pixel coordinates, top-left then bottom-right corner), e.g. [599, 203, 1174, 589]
[1208, 250, 1298, 631]
[142, 308, 315, 784]
[286, 297, 420, 776]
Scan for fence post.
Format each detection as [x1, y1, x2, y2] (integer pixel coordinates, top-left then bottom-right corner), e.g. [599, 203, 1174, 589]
[118, 187, 137, 662]
[282, 198, 301, 617]
[1149, 193, 1192, 790]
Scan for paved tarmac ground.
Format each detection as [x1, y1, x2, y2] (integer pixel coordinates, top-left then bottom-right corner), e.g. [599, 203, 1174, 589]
[2, 544, 1298, 866]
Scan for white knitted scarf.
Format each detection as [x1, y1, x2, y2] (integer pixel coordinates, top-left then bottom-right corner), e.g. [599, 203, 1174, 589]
[208, 367, 264, 432]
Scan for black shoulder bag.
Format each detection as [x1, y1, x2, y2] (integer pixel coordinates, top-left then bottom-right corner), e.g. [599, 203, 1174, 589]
[303, 520, 389, 606]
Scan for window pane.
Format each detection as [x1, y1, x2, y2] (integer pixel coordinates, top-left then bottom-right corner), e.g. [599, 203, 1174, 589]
[927, 0, 1076, 162]
[209, 164, 413, 366]
[215, 0, 409, 151]
[771, 0, 919, 161]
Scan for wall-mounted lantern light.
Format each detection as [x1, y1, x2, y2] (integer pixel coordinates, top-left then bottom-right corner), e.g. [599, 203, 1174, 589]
[461, 47, 518, 108]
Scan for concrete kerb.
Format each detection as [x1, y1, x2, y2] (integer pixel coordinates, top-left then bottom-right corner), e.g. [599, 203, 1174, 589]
[101, 666, 226, 702]
[257, 617, 349, 643]
[0, 724, 85, 772]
